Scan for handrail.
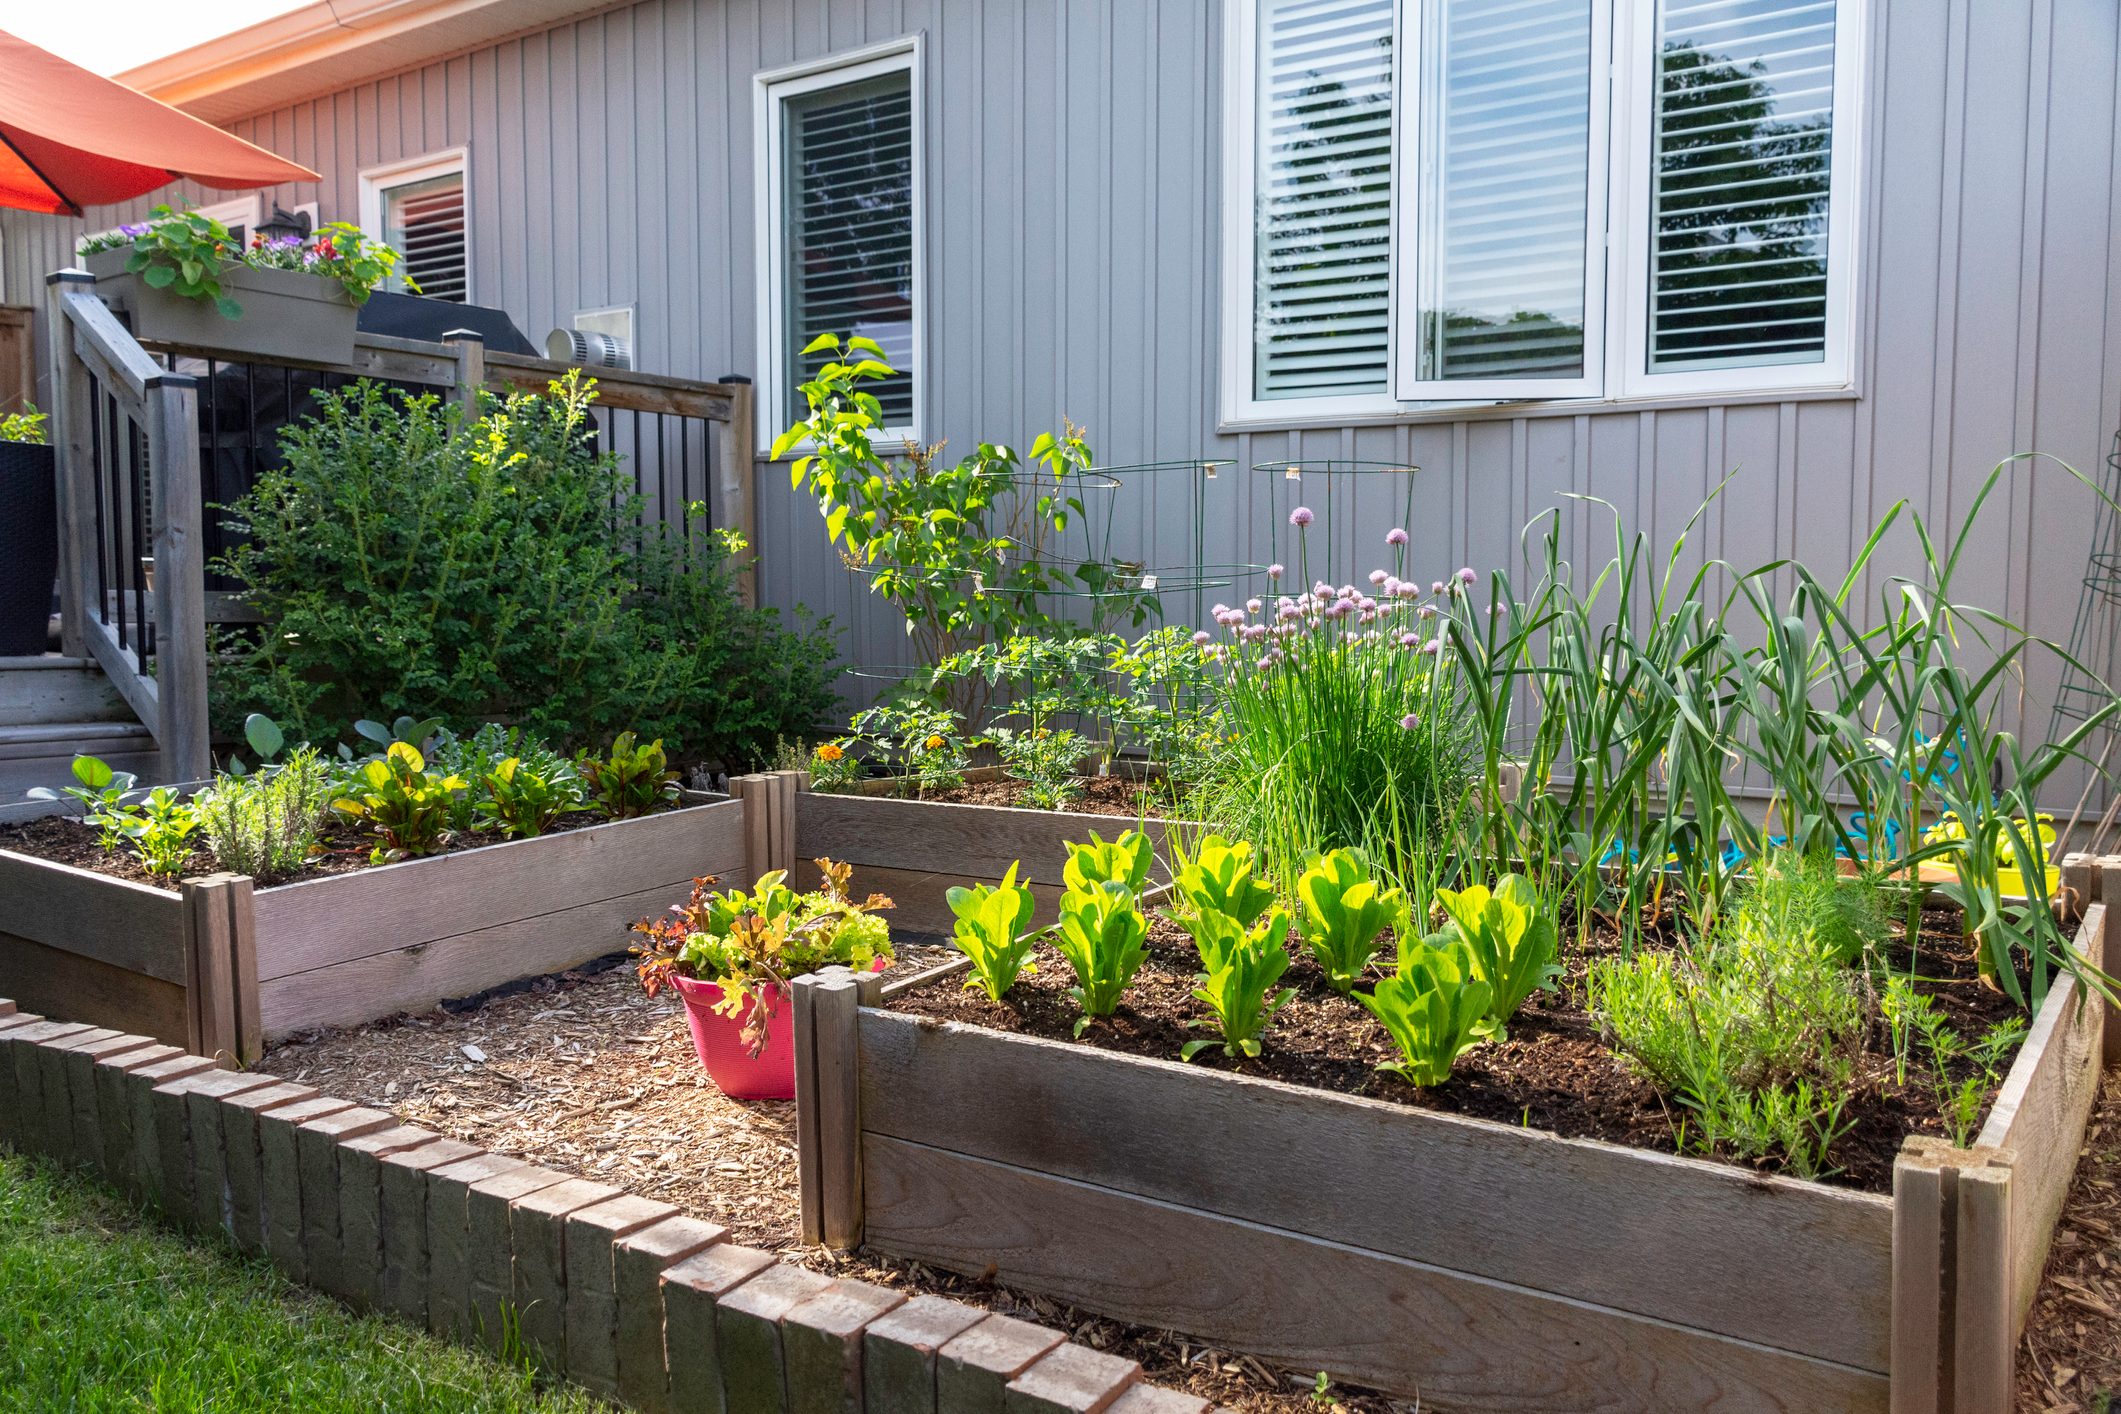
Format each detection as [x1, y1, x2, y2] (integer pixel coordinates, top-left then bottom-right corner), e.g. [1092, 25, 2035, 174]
[60, 288, 168, 409]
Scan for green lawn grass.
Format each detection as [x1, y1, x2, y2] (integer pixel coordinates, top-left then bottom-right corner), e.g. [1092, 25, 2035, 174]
[0, 1149, 610, 1413]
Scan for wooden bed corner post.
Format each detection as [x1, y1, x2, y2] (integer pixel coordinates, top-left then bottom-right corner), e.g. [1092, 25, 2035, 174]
[2061, 853, 2094, 924]
[1891, 1139, 2017, 1414]
[728, 775, 771, 885]
[792, 965, 864, 1250]
[769, 769, 806, 879]
[180, 872, 260, 1068]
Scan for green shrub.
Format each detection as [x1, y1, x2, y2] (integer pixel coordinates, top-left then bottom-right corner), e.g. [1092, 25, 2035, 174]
[212, 375, 840, 770]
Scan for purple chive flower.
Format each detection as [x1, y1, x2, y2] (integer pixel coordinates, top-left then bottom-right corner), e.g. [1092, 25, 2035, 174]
[1368, 569, 1388, 586]
[1191, 630, 1211, 646]
[1401, 713, 1421, 730]
[1290, 506, 1314, 528]
[1267, 562, 1285, 580]
[1387, 527, 1409, 547]
[1458, 566, 1477, 585]
[1418, 604, 1437, 620]
[1400, 631, 1420, 647]
[1246, 597, 1263, 615]
[1432, 580, 1446, 595]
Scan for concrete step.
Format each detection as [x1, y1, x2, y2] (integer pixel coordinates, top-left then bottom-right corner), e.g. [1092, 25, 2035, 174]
[0, 656, 134, 727]
[0, 720, 156, 761]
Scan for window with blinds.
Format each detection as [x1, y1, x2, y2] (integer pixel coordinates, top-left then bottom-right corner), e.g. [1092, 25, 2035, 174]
[380, 170, 468, 303]
[782, 70, 916, 428]
[1406, 0, 1598, 393]
[1648, 0, 1837, 371]
[1252, 0, 1396, 401]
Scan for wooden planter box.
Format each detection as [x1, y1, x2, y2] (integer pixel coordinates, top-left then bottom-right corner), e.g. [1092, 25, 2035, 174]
[792, 825, 2121, 1414]
[86, 248, 357, 364]
[0, 793, 747, 1063]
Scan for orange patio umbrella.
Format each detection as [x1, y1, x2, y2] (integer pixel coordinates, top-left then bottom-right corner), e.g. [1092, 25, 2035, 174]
[0, 27, 318, 216]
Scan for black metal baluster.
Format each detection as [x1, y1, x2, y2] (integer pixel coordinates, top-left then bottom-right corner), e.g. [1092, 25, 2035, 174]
[678, 415, 693, 559]
[88, 374, 107, 628]
[106, 393, 125, 650]
[129, 417, 149, 672]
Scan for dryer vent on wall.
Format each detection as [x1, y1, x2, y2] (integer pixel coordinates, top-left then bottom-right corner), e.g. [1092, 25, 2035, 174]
[548, 306, 634, 369]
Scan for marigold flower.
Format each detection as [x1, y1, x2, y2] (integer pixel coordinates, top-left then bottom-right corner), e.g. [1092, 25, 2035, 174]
[815, 743, 844, 762]
[923, 734, 945, 751]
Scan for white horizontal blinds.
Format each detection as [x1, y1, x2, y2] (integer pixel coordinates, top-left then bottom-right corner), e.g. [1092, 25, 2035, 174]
[382, 172, 467, 302]
[1649, 0, 1836, 370]
[784, 72, 915, 427]
[1413, 0, 1594, 382]
[1253, 0, 1396, 400]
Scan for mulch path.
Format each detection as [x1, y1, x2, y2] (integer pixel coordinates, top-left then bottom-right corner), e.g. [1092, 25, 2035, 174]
[261, 958, 1408, 1411]
[2017, 1067, 2121, 1412]
[891, 911, 2022, 1194]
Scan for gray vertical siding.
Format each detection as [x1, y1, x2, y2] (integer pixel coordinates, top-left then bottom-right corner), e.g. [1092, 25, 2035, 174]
[3, 0, 2116, 802]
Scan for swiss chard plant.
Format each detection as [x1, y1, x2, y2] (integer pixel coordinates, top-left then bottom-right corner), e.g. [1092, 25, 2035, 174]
[945, 861, 1042, 1001]
[1358, 938, 1495, 1087]
[331, 742, 467, 862]
[475, 756, 584, 839]
[1427, 874, 1561, 1037]
[1174, 905, 1295, 1060]
[1171, 834, 1276, 930]
[1062, 828, 1154, 895]
[576, 732, 680, 818]
[1294, 848, 1410, 993]
[1052, 881, 1149, 1034]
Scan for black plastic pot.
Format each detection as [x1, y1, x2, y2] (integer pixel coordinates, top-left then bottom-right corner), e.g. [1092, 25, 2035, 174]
[0, 440, 57, 654]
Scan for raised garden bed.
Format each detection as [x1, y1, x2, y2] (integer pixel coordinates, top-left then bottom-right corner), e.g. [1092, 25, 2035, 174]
[0, 791, 744, 1062]
[793, 819, 2121, 1414]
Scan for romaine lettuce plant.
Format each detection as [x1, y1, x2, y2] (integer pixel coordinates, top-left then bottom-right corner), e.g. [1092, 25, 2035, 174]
[945, 861, 1041, 1001]
[1174, 905, 1295, 1060]
[331, 742, 467, 862]
[1062, 828, 1154, 895]
[1171, 834, 1276, 929]
[1358, 938, 1494, 1087]
[1428, 874, 1560, 1036]
[1294, 848, 1409, 992]
[1053, 881, 1148, 1034]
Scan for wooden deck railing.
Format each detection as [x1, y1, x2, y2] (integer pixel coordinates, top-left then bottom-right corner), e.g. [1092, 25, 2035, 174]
[43, 266, 757, 780]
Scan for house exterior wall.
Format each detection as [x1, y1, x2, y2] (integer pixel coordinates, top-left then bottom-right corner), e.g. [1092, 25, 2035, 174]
[4, 0, 2117, 789]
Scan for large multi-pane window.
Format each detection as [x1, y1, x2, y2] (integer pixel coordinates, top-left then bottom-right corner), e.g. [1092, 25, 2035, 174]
[1225, 0, 1859, 419]
[758, 41, 922, 438]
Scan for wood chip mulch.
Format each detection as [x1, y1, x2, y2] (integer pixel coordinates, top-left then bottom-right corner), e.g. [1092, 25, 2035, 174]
[2017, 1066, 2121, 1413]
[262, 961, 1402, 1411]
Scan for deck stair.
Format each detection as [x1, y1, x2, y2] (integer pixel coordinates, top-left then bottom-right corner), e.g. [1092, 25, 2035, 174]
[0, 656, 160, 805]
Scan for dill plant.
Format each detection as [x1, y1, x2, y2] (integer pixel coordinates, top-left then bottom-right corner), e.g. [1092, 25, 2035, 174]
[1193, 514, 1476, 891]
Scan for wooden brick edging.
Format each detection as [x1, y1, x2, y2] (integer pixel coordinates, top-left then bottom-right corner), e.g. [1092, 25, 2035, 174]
[0, 997, 1219, 1414]
[797, 860, 2121, 1414]
[0, 793, 748, 1060]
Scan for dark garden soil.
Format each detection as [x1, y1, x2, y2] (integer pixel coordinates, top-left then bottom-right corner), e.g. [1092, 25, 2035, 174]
[862, 773, 1181, 818]
[264, 955, 1409, 1411]
[2017, 1067, 2121, 1412]
[0, 801, 687, 892]
[890, 909, 2027, 1194]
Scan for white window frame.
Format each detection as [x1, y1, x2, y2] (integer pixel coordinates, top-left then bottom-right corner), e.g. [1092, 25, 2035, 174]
[357, 147, 471, 301]
[754, 36, 926, 451]
[1219, 0, 1865, 426]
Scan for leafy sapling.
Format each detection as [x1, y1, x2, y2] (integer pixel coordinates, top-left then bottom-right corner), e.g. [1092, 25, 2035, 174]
[1294, 849, 1410, 992]
[117, 787, 204, 877]
[1176, 906, 1296, 1060]
[945, 861, 1042, 1001]
[1052, 881, 1149, 1035]
[1358, 939, 1494, 1087]
[1062, 828, 1155, 895]
[577, 731, 680, 818]
[1427, 874, 1561, 1036]
[1171, 834, 1276, 928]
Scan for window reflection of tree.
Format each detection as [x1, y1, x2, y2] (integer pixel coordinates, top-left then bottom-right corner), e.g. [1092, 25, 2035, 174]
[793, 84, 915, 421]
[1652, 40, 1832, 367]
[1257, 30, 1394, 395]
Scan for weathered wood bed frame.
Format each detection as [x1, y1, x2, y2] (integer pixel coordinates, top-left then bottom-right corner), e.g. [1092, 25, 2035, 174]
[786, 769, 2117, 1414]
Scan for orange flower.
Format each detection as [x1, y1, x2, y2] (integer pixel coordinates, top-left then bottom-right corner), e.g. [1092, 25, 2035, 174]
[815, 742, 844, 762]
[924, 734, 945, 751]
